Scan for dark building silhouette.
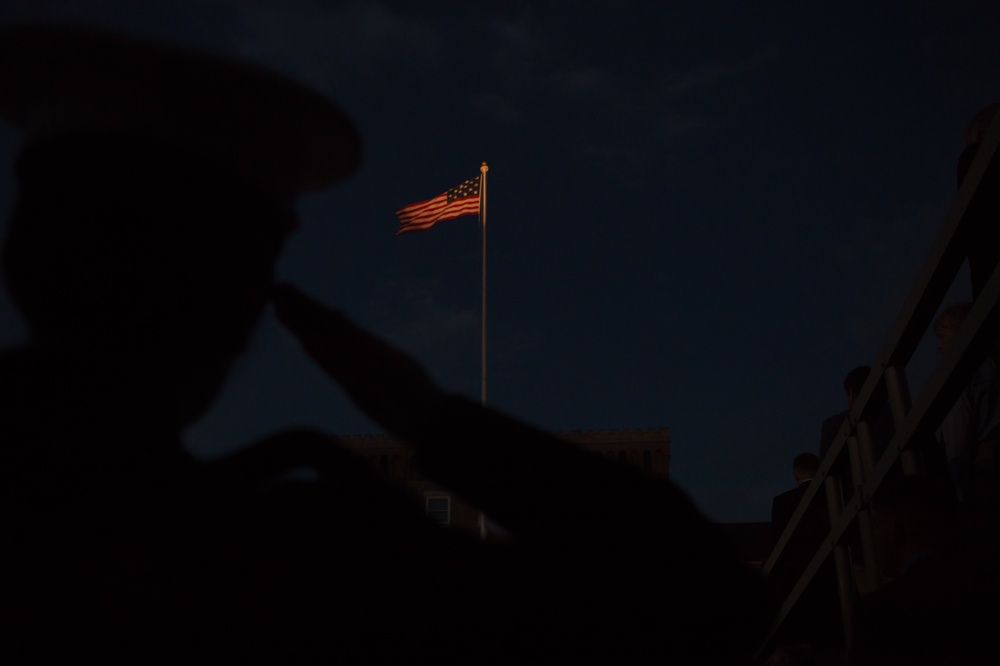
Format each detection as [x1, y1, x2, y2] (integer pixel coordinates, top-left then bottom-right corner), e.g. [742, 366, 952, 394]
[338, 427, 671, 537]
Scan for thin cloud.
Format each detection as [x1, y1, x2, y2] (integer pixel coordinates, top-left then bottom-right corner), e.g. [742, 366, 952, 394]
[475, 14, 775, 182]
[552, 66, 614, 98]
[366, 281, 479, 386]
[661, 49, 778, 97]
[227, 1, 444, 90]
[837, 205, 950, 353]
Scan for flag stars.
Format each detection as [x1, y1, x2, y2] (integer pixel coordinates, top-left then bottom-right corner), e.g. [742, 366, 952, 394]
[447, 176, 480, 202]
[395, 172, 483, 235]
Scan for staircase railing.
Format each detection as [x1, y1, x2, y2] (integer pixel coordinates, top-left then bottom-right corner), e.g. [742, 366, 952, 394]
[755, 111, 1000, 660]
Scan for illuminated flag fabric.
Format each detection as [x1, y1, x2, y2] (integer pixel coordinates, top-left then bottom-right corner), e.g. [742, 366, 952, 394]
[395, 175, 481, 236]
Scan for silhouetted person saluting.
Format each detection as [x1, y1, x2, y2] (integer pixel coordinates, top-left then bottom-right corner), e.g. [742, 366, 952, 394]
[0, 25, 773, 663]
[0, 25, 442, 661]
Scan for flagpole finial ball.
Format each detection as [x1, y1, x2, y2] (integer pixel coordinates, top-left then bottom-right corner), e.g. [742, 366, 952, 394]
[480, 162, 488, 173]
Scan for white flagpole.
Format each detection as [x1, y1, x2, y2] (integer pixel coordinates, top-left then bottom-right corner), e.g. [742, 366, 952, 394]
[478, 161, 488, 542]
[479, 161, 488, 407]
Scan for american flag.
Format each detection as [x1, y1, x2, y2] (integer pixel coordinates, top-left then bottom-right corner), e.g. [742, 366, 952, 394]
[395, 175, 481, 236]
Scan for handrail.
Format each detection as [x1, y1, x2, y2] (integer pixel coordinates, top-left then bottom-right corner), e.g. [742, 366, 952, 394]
[754, 112, 1000, 659]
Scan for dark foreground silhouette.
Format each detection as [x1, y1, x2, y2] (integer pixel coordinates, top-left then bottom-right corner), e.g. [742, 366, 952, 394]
[0, 26, 771, 663]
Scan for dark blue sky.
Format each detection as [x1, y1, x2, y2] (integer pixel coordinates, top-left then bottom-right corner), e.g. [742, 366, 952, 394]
[1, 1, 998, 522]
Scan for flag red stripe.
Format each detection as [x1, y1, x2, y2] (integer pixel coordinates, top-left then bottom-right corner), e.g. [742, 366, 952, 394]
[395, 194, 447, 219]
[394, 175, 481, 235]
[395, 195, 479, 234]
[396, 196, 480, 222]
